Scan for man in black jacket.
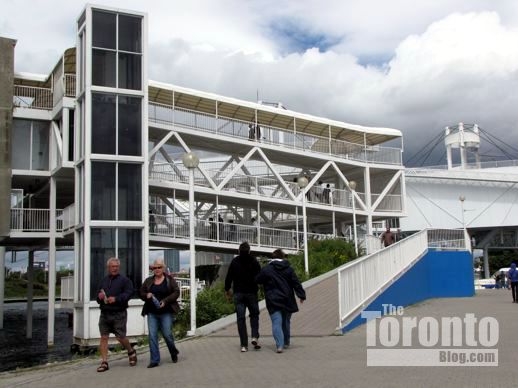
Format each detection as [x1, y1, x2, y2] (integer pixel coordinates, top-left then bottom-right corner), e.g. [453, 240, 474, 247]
[95, 257, 136, 372]
[225, 242, 261, 352]
[256, 249, 306, 353]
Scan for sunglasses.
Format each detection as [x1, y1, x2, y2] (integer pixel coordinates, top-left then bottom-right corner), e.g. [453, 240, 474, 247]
[151, 266, 163, 270]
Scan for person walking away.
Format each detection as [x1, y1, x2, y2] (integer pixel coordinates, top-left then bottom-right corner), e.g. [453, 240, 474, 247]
[225, 242, 261, 352]
[508, 263, 518, 302]
[96, 257, 137, 372]
[140, 258, 181, 368]
[380, 227, 395, 247]
[256, 249, 306, 353]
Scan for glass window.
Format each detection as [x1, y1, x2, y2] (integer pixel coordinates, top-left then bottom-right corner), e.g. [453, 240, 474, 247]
[91, 93, 116, 154]
[118, 96, 141, 155]
[31, 121, 49, 171]
[118, 164, 142, 221]
[92, 10, 116, 49]
[91, 162, 115, 220]
[119, 15, 142, 53]
[92, 49, 116, 87]
[11, 119, 31, 169]
[118, 228, 142, 298]
[90, 228, 115, 300]
[118, 53, 141, 90]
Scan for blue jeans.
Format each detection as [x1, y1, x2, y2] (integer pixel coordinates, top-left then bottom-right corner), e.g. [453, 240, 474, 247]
[147, 312, 178, 364]
[234, 293, 260, 347]
[270, 310, 292, 348]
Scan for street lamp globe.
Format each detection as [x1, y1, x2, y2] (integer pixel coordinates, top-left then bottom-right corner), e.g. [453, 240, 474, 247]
[349, 180, 357, 191]
[459, 195, 465, 202]
[182, 152, 200, 169]
[297, 176, 309, 189]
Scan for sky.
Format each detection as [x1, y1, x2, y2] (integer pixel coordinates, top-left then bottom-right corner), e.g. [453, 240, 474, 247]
[2, 0, 518, 165]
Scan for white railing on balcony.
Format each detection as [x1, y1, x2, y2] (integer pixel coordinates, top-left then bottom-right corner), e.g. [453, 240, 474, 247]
[13, 85, 53, 110]
[371, 193, 403, 212]
[364, 234, 382, 254]
[64, 74, 76, 97]
[60, 276, 74, 301]
[61, 204, 75, 231]
[148, 102, 402, 165]
[10, 208, 64, 232]
[174, 277, 206, 302]
[338, 229, 468, 328]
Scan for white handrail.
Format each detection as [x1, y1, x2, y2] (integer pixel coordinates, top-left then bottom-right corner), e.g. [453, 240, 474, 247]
[338, 229, 469, 328]
[10, 208, 63, 232]
[148, 101, 402, 165]
[13, 85, 53, 110]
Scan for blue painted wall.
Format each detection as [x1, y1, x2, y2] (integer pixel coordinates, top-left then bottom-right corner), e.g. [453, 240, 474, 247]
[342, 250, 474, 333]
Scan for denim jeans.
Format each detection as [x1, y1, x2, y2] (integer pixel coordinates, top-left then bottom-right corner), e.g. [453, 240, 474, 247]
[270, 310, 292, 349]
[234, 293, 260, 347]
[147, 312, 178, 364]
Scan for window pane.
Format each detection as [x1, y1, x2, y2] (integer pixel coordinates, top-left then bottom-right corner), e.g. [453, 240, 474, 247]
[31, 121, 49, 170]
[118, 164, 142, 221]
[118, 96, 141, 156]
[92, 10, 116, 49]
[90, 228, 115, 300]
[92, 49, 116, 87]
[91, 93, 116, 154]
[118, 53, 141, 90]
[11, 119, 31, 169]
[118, 228, 142, 298]
[119, 15, 142, 53]
[91, 162, 115, 220]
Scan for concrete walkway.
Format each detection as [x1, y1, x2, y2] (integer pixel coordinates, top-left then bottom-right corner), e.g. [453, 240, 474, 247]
[1, 289, 515, 388]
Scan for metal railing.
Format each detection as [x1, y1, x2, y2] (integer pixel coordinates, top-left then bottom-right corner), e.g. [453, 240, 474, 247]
[149, 102, 402, 165]
[175, 277, 206, 301]
[61, 204, 75, 231]
[338, 229, 468, 328]
[371, 193, 403, 212]
[64, 74, 76, 97]
[150, 215, 302, 250]
[13, 85, 53, 110]
[60, 276, 74, 301]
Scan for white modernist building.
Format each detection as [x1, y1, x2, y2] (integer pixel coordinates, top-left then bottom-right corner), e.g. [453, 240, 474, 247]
[0, 4, 405, 346]
[401, 124, 518, 278]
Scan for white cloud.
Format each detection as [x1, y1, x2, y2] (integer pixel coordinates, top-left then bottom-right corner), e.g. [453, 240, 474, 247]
[2, 1, 518, 164]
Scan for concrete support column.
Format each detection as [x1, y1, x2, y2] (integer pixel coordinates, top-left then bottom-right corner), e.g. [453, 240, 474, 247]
[483, 247, 490, 279]
[0, 245, 5, 329]
[26, 250, 34, 339]
[47, 176, 57, 347]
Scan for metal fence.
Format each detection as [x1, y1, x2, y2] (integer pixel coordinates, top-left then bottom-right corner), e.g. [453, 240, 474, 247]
[13, 85, 53, 110]
[60, 276, 74, 301]
[338, 229, 468, 328]
[148, 101, 402, 165]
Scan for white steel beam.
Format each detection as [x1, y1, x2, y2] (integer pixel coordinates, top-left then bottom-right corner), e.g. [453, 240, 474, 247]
[371, 170, 402, 211]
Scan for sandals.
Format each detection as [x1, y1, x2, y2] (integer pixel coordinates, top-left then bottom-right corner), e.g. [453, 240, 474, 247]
[128, 349, 137, 366]
[97, 361, 109, 372]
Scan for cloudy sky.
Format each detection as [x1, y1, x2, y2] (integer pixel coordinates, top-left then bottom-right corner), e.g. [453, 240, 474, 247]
[2, 0, 518, 165]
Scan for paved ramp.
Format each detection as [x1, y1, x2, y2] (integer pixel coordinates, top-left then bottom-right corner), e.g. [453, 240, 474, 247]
[212, 273, 339, 337]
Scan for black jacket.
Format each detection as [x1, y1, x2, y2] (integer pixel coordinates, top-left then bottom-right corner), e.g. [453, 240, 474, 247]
[96, 274, 134, 312]
[140, 274, 181, 316]
[225, 253, 261, 294]
[256, 260, 306, 314]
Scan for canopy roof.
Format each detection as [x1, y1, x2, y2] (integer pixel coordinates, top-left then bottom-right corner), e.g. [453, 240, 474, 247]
[149, 80, 401, 146]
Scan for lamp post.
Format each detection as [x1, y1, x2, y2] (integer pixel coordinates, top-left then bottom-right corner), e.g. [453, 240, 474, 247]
[297, 176, 309, 275]
[459, 195, 470, 251]
[183, 152, 199, 336]
[349, 180, 358, 255]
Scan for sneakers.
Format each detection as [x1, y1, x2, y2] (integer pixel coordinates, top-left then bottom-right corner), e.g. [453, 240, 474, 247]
[241, 346, 248, 352]
[276, 347, 283, 353]
[251, 338, 261, 350]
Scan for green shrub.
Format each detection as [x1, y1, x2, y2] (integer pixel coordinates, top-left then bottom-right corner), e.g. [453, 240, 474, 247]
[287, 239, 357, 281]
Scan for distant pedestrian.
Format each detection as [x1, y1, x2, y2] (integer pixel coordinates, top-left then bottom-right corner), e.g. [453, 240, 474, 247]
[248, 123, 255, 140]
[255, 124, 261, 141]
[323, 184, 331, 204]
[209, 217, 217, 240]
[380, 227, 395, 247]
[508, 263, 518, 302]
[225, 242, 262, 352]
[96, 257, 136, 372]
[140, 258, 180, 368]
[256, 249, 306, 353]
